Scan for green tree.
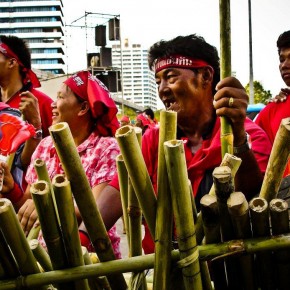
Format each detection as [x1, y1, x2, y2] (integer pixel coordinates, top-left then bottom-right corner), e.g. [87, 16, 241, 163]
[245, 81, 272, 104]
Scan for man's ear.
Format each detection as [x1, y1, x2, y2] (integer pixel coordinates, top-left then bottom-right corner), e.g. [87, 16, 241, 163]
[201, 66, 214, 88]
[78, 101, 90, 116]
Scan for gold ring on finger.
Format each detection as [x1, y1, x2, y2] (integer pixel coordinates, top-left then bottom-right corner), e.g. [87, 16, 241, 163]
[228, 97, 234, 107]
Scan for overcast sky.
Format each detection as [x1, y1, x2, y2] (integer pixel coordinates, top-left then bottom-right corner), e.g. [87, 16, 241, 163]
[62, 0, 290, 105]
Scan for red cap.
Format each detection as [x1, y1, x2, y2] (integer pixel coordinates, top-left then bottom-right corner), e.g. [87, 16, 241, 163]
[121, 115, 130, 123]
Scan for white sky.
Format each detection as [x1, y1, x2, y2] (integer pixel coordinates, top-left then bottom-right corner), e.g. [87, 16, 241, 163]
[62, 0, 289, 106]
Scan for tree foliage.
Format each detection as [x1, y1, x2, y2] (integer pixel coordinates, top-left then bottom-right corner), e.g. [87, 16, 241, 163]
[245, 81, 272, 104]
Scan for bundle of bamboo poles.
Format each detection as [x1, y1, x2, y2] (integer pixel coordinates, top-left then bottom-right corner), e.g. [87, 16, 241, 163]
[0, 112, 290, 289]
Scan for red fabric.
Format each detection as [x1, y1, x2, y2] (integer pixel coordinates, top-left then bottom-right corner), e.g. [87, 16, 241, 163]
[120, 115, 130, 123]
[255, 94, 290, 176]
[4, 182, 24, 204]
[64, 71, 119, 137]
[79, 230, 94, 253]
[137, 114, 151, 127]
[0, 43, 41, 88]
[154, 55, 211, 73]
[110, 117, 271, 254]
[0, 103, 9, 111]
[0, 113, 35, 155]
[6, 88, 53, 138]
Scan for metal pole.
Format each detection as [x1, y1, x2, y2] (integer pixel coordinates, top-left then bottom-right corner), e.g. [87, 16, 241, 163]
[118, 16, 125, 115]
[248, 0, 254, 104]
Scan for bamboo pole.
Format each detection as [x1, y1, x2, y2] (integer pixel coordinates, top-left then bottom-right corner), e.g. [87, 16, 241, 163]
[164, 139, 202, 290]
[52, 174, 90, 290]
[3, 233, 290, 289]
[154, 110, 176, 290]
[49, 122, 127, 290]
[219, 0, 233, 157]
[116, 154, 130, 247]
[30, 180, 68, 270]
[0, 198, 50, 290]
[115, 125, 157, 238]
[227, 192, 256, 290]
[200, 194, 227, 290]
[269, 198, 290, 290]
[249, 197, 275, 290]
[259, 118, 290, 202]
[29, 239, 53, 272]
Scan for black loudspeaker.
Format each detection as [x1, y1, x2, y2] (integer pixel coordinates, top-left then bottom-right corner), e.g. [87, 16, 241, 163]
[108, 18, 120, 41]
[87, 53, 100, 67]
[95, 71, 121, 92]
[95, 25, 106, 46]
[100, 47, 112, 67]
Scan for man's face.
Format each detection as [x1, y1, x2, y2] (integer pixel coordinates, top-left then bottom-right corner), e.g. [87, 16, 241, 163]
[52, 84, 84, 126]
[155, 67, 213, 129]
[0, 53, 11, 81]
[279, 47, 290, 87]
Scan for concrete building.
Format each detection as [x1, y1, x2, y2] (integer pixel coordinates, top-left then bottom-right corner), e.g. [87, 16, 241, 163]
[0, 0, 66, 75]
[111, 39, 158, 111]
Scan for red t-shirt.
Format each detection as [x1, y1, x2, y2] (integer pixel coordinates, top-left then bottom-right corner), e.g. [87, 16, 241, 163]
[111, 117, 271, 254]
[255, 94, 290, 176]
[6, 88, 53, 137]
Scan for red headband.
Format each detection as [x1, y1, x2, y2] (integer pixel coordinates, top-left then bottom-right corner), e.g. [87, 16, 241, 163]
[64, 71, 120, 137]
[154, 55, 211, 73]
[0, 42, 41, 88]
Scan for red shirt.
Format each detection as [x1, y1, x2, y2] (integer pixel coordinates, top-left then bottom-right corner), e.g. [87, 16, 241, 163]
[255, 94, 290, 175]
[110, 117, 271, 254]
[6, 88, 53, 137]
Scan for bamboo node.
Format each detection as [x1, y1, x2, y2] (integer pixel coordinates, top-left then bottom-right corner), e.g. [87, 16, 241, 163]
[92, 238, 111, 252]
[176, 248, 199, 268]
[127, 206, 142, 217]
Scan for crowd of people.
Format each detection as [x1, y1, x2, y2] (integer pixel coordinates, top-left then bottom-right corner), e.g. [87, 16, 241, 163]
[0, 29, 290, 263]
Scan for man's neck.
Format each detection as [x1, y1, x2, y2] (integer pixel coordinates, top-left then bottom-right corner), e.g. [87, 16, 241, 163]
[0, 78, 23, 102]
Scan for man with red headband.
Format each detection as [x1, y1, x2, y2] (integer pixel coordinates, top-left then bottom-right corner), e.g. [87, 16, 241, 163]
[0, 35, 53, 143]
[93, 34, 272, 255]
[5, 70, 121, 258]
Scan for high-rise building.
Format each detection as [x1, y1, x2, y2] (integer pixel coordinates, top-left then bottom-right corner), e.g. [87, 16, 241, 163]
[111, 40, 158, 111]
[0, 0, 66, 75]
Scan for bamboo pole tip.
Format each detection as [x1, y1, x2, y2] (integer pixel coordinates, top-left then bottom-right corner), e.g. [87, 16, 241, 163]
[212, 165, 232, 181]
[164, 139, 182, 147]
[52, 174, 69, 187]
[133, 127, 142, 135]
[269, 198, 288, 212]
[116, 154, 124, 161]
[281, 117, 290, 129]
[200, 194, 217, 207]
[0, 198, 11, 213]
[34, 158, 45, 167]
[227, 192, 248, 215]
[249, 197, 268, 212]
[29, 239, 39, 250]
[115, 125, 133, 138]
[30, 180, 49, 195]
[49, 122, 68, 132]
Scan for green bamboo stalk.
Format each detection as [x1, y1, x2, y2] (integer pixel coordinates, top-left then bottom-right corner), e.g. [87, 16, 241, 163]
[4, 233, 290, 290]
[270, 198, 290, 290]
[212, 165, 239, 289]
[52, 174, 90, 290]
[49, 122, 127, 290]
[0, 230, 19, 278]
[259, 118, 290, 202]
[115, 125, 157, 239]
[154, 110, 176, 290]
[0, 198, 50, 290]
[82, 246, 108, 290]
[227, 192, 256, 290]
[249, 197, 275, 290]
[30, 180, 68, 270]
[164, 139, 202, 290]
[219, 0, 233, 157]
[200, 194, 227, 290]
[116, 154, 130, 248]
[29, 239, 53, 272]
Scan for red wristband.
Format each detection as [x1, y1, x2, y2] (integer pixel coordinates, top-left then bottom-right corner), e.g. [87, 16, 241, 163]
[5, 182, 24, 204]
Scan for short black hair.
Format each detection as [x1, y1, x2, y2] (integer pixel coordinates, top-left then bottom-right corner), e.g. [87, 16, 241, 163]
[0, 35, 31, 69]
[148, 34, 220, 93]
[143, 107, 154, 119]
[277, 30, 290, 54]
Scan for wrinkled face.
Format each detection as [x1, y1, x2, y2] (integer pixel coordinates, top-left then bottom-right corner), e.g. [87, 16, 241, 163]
[155, 67, 213, 128]
[279, 47, 290, 87]
[51, 84, 84, 126]
[0, 53, 13, 82]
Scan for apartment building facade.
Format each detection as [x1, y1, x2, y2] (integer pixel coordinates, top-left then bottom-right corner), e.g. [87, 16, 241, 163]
[0, 0, 65, 75]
